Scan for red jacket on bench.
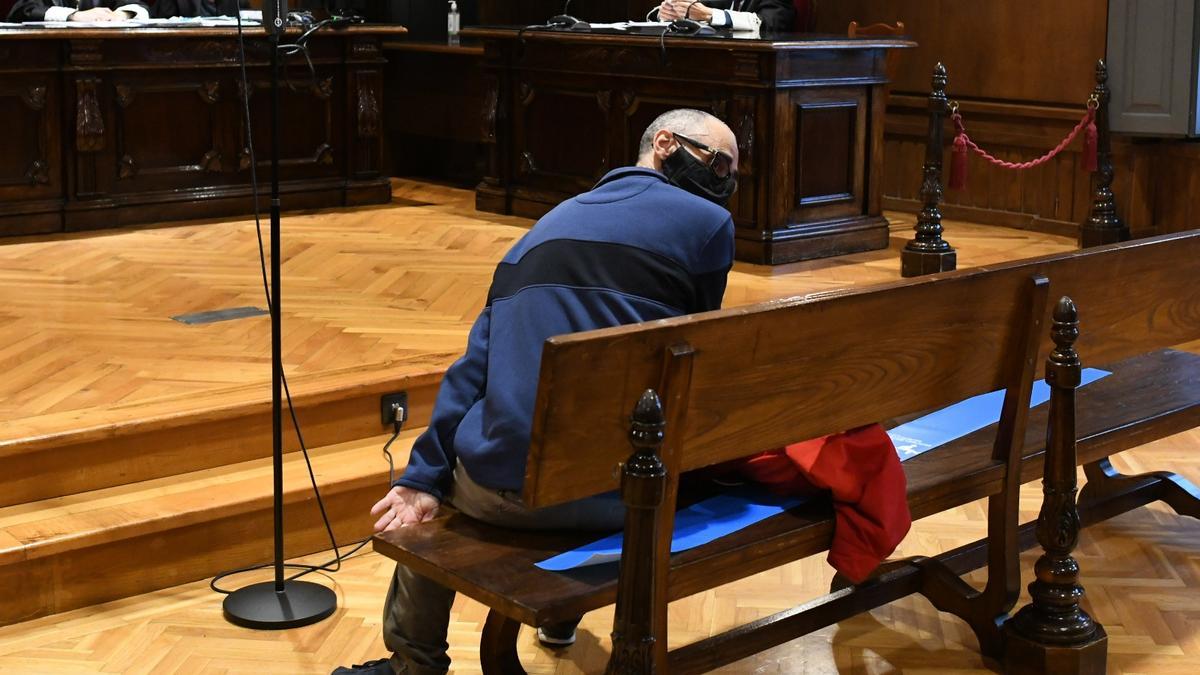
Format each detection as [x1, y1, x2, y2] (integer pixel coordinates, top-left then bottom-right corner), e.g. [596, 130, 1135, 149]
[729, 424, 911, 583]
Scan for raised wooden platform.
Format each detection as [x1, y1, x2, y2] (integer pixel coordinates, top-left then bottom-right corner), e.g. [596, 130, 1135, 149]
[0, 178, 1077, 627]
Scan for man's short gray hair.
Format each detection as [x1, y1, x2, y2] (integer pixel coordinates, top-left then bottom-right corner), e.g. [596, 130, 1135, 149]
[638, 109, 716, 157]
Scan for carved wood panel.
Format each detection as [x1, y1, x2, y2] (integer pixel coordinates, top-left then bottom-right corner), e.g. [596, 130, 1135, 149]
[0, 78, 58, 197]
[472, 30, 893, 263]
[75, 77, 105, 153]
[784, 87, 867, 224]
[110, 78, 224, 188]
[511, 80, 612, 192]
[796, 103, 856, 203]
[352, 69, 384, 179]
[237, 70, 342, 179]
[0, 30, 392, 235]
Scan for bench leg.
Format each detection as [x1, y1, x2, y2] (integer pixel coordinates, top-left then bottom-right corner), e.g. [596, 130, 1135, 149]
[480, 610, 526, 675]
[913, 556, 1004, 661]
[1003, 297, 1106, 675]
[1079, 457, 1200, 521]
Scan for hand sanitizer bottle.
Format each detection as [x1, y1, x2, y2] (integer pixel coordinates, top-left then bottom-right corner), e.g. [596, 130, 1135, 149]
[447, 1, 461, 44]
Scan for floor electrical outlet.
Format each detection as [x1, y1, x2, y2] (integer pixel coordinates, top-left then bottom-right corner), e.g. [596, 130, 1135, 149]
[380, 392, 409, 426]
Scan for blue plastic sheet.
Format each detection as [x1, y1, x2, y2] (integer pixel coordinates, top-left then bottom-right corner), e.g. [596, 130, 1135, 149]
[887, 368, 1110, 460]
[536, 368, 1111, 571]
[536, 488, 805, 571]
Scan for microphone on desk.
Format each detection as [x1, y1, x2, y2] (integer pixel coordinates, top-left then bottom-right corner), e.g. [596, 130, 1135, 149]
[263, 0, 288, 36]
[546, 0, 591, 31]
[665, 1, 714, 35]
[648, 1, 714, 35]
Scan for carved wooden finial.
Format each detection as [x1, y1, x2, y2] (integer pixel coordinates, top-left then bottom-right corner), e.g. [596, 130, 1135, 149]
[1095, 59, 1107, 86]
[1050, 296, 1080, 363]
[629, 389, 665, 449]
[1046, 297, 1081, 389]
[932, 62, 947, 93]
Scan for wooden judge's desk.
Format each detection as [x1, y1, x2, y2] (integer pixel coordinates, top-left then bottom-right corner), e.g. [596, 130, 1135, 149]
[0, 24, 405, 237]
[467, 26, 912, 264]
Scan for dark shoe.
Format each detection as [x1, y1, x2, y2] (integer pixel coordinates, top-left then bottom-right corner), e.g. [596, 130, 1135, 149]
[536, 620, 578, 648]
[331, 658, 395, 675]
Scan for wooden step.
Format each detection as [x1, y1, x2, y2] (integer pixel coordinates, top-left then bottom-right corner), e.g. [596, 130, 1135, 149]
[0, 428, 420, 627]
[0, 369, 441, 508]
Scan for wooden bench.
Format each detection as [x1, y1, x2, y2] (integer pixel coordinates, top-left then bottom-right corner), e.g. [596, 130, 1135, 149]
[374, 231, 1200, 673]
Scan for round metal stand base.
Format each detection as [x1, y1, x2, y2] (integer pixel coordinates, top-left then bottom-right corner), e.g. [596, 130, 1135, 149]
[223, 580, 337, 630]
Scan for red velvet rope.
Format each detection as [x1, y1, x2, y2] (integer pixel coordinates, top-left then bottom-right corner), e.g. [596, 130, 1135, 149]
[951, 108, 1095, 170]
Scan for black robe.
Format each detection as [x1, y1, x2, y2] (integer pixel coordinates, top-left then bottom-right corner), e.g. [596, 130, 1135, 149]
[705, 0, 796, 34]
[8, 0, 150, 21]
[152, 0, 248, 18]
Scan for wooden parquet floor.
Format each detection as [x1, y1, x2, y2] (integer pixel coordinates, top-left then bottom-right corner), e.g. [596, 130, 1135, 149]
[1, 179, 1195, 673]
[0, 178, 1073, 447]
[0, 436, 1196, 674]
[0, 182, 527, 446]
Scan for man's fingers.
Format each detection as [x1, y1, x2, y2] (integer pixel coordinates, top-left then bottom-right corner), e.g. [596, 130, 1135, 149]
[370, 489, 398, 516]
[372, 513, 390, 533]
[372, 508, 395, 533]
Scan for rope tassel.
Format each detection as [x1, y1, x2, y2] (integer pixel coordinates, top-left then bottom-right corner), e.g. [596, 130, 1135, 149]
[1084, 110, 1099, 172]
[949, 129, 969, 191]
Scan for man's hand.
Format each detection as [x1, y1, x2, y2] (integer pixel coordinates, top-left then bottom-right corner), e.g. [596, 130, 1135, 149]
[659, 1, 714, 22]
[371, 485, 440, 534]
[70, 7, 118, 21]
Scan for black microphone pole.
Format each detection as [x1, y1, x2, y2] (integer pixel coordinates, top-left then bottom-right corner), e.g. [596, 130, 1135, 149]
[224, 1, 338, 630]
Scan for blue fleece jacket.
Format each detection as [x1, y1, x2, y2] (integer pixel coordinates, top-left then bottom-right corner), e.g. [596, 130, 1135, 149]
[396, 167, 735, 499]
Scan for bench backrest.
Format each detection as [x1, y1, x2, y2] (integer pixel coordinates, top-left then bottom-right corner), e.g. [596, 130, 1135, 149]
[522, 231, 1200, 508]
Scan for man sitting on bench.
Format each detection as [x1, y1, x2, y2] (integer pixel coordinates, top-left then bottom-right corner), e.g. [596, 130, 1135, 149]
[332, 109, 740, 675]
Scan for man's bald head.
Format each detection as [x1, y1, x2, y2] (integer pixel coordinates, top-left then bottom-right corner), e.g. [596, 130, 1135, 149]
[636, 109, 738, 175]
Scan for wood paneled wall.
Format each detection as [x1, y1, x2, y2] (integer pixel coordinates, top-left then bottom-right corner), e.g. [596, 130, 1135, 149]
[815, 0, 1193, 238]
[882, 95, 1157, 238]
[1150, 142, 1200, 235]
[816, 1, 1107, 105]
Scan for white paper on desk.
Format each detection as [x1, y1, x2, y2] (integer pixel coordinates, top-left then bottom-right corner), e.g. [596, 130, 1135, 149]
[24, 20, 146, 27]
[587, 21, 671, 29]
[199, 17, 256, 26]
[0, 22, 24, 27]
[137, 15, 259, 25]
[138, 17, 205, 24]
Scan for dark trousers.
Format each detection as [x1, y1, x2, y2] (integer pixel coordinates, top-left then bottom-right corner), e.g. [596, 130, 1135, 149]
[383, 463, 625, 675]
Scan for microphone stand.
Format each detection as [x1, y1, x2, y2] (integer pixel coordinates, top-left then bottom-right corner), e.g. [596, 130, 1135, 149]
[223, 25, 338, 631]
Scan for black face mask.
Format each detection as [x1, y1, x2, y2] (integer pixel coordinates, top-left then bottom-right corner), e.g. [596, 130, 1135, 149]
[661, 147, 737, 207]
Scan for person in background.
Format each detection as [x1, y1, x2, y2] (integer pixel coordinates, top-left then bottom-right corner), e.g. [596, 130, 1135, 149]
[8, 0, 148, 22]
[658, 0, 796, 33]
